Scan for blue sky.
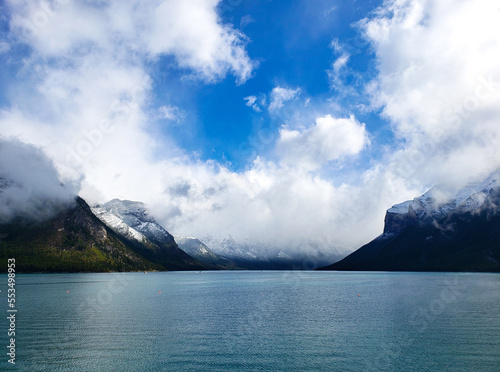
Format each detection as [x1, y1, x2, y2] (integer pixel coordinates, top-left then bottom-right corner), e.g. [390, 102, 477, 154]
[147, 0, 386, 171]
[0, 0, 499, 261]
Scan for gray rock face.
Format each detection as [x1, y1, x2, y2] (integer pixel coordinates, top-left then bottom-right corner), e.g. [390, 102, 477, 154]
[383, 206, 419, 235]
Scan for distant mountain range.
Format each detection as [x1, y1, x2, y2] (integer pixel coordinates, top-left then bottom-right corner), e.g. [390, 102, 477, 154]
[92, 199, 306, 269]
[199, 235, 337, 270]
[201, 235, 298, 270]
[93, 199, 238, 269]
[2, 166, 500, 272]
[173, 235, 239, 269]
[319, 171, 500, 272]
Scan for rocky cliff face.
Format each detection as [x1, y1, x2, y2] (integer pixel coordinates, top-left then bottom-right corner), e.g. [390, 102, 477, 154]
[383, 203, 419, 235]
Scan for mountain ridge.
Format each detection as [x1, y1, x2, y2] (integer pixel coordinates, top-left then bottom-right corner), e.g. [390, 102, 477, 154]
[0, 197, 163, 272]
[94, 199, 239, 269]
[319, 171, 500, 272]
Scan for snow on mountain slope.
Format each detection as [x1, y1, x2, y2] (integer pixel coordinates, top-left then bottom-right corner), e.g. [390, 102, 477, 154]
[91, 206, 146, 242]
[200, 233, 340, 269]
[388, 170, 500, 218]
[173, 236, 218, 260]
[99, 199, 176, 245]
[383, 170, 500, 236]
[95, 199, 239, 268]
[202, 235, 261, 260]
[172, 235, 239, 268]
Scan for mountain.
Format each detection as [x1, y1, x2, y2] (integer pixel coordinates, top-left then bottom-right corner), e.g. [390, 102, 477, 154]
[92, 199, 205, 270]
[95, 199, 240, 269]
[0, 197, 165, 272]
[173, 235, 239, 269]
[201, 235, 286, 269]
[200, 235, 334, 270]
[0, 141, 205, 272]
[95, 199, 177, 245]
[319, 171, 500, 272]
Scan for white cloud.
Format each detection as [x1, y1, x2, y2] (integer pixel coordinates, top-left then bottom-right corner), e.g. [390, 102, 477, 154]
[146, 0, 255, 83]
[328, 53, 350, 90]
[244, 95, 257, 106]
[244, 86, 301, 113]
[324, 6, 337, 16]
[277, 115, 370, 170]
[362, 0, 500, 188]
[243, 95, 262, 112]
[157, 105, 185, 122]
[329, 38, 343, 54]
[268, 87, 301, 112]
[143, 157, 419, 263]
[0, 0, 258, 227]
[0, 139, 78, 223]
[327, 38, 360, 96]
[332, 53, 349, 72]
[7, 0, 255, 83]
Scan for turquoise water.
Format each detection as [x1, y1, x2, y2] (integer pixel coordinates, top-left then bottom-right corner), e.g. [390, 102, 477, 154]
[1, 271, 499, 371]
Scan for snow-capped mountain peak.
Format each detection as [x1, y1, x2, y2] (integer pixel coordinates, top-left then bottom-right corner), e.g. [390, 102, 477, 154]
[99, 199, 175, 245]
[384, 169, 500, 235]
[388, 170, 500, 218]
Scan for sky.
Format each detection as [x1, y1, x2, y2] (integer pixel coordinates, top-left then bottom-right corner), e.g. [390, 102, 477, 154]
[0, 0, 499, 262]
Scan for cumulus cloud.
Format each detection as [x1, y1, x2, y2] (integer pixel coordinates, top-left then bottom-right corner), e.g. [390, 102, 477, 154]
[145, 0, 255, 83]
[268, 87, 301, 112]
[7, 0, 255, 83]
[144, 158, 419, 263]
[277, 115, 370, 170]
[1, 0, 257, 191]
[0, 139, 78, 224]
[362, 0, 500, 189]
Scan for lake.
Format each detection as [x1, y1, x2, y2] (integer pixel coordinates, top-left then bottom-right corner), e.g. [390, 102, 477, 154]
[1, 271, 499, 371]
